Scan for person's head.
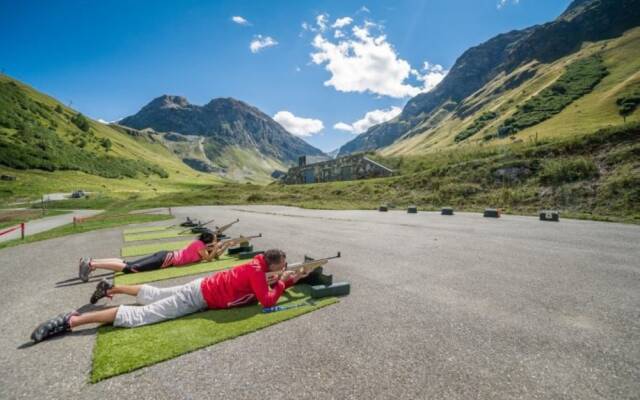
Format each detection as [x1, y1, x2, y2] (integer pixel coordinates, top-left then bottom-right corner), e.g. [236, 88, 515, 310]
[198, 232, 215, 244]
[263, 249, 287, 272]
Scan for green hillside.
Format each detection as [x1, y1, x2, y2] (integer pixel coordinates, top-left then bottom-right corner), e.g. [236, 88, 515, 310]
[383, 28, 640, 155]
[0, 75, 222, 203]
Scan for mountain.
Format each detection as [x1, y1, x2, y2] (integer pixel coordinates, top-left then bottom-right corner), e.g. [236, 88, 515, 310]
[338, 0, 640, 156]
[0, 75, 222, 203]
[119, 95, 325, 181]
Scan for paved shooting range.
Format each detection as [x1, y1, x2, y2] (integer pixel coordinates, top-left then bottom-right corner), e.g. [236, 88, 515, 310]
[1, 205, 638, 399]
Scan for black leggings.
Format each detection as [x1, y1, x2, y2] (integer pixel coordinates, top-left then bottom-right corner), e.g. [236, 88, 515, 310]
[123, 251, 170, 274]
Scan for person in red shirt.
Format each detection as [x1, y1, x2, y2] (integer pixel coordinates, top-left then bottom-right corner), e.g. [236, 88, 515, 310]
[31, 249, 307, 343]
[77, 232, 239, 282]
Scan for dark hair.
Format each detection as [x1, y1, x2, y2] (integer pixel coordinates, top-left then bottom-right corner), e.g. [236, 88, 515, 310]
[198, 232, 215, 244]
[264, 249, 286, 267]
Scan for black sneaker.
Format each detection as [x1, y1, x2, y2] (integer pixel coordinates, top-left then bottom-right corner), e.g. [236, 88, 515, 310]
[90, 278, 114, 304]
[78, 257, 91, 282]
[30, 311, 78, 343]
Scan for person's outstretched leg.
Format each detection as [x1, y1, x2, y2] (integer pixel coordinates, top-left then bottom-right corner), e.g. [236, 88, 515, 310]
[89, 259, 127, 272]
[111, 279, 206, 328]
[90, 280, 192, 305]
[31, 307, 119, 343]
[90, 280, 144, 304]
[69, 307, 119, 327]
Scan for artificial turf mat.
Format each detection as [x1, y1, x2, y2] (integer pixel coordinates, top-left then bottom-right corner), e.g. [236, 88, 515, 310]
[123, 226, 173, 234]
[91, 285, 338, 382]
[123, 230, 193, 242]
[114, 255, 242, 285]
[121, 240, 192, 257]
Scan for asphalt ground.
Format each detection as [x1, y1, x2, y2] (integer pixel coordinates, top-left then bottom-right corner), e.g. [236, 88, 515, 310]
[0, 205, 638, 399]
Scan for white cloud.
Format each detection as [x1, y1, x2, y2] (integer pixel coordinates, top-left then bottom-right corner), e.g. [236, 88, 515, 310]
[332, 17, 353, 29]
[316, 14, 329, 32]
[250, 35, 278, 53]
[97, 119, 109, 124]
[358, 6, 371, 13]
[273, 111, 324, 137]
[310, 18, 447, 97]
[231, 16, 250, 25]
[497, 0, 520, 9]
[311, 22, 416, 97]
[334, 106, 402, 134]
[412, 62, 448, 92]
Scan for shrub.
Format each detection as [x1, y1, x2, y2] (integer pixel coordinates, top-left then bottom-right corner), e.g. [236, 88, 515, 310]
[616, 91, 640, 122]
[100, 137, 112, 152]
[71, 113, 91, 132]
[539, 157, 599, 186]
[454, 111, 498, 142]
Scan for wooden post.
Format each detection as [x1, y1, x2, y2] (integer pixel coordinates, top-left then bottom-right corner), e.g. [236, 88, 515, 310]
[73, 216, 77, 227]
[168, 207, 172, 216]
[20, 223, 25, 240]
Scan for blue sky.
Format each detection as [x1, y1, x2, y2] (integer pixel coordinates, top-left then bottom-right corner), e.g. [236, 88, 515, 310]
[0, 0, 571, 152]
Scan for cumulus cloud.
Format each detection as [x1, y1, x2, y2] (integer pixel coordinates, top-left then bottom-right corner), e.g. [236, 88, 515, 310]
[332, 17, 353, 28]
[97, 119, 109, 124]
[231, 16, 250, 25]
[334, 106, 402, 134]
[310, 19, 447, 98]
[274, 111, 324, 137]
[497, 0, 520, 9]
[250, 35, 278, 53]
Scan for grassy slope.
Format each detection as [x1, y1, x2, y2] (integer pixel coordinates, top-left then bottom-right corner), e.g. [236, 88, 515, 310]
[382, 28, 640, 156]
[0, 75, 222, 203]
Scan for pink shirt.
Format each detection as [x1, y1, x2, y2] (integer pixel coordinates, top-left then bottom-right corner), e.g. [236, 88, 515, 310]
[170, 240, 206, 266]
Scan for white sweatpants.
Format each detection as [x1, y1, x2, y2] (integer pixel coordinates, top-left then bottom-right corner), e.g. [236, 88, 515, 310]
[113, 278, 207, 328]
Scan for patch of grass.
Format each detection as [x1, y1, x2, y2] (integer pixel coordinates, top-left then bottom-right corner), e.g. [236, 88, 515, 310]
[539, 157, 599, 186]
[114, 254, 242, 285]
[92, 285, 338, 382]
[0, 125, 168, 178]
[0, 208, 70, 229]
[123, 229, 192, 242]
[0, 211, 172, 251]
[121, 239, 192, 257]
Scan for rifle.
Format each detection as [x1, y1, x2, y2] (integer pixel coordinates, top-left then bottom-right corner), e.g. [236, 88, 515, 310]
[206, 233, 262, 248]
[266, 252, 341, 280]
[179, 217, 216, 234]
[213, 218, 239, 236]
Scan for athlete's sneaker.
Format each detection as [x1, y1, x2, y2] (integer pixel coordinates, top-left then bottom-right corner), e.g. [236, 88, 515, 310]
[90, 278, 114, 304]
[30, 311, 78, 343]
[78, 257, 91, 282]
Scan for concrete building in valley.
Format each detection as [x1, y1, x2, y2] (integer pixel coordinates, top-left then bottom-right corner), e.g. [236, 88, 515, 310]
[282, 153, 393, 184]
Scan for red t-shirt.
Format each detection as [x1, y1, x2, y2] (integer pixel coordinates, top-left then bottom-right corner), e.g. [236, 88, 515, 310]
[170, 240, 206, 266]
[200, 254, 294, 309]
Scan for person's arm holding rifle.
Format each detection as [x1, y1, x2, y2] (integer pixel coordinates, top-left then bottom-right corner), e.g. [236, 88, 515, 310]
[266, 252, 341, 286]
[205, 234, 262, 261]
